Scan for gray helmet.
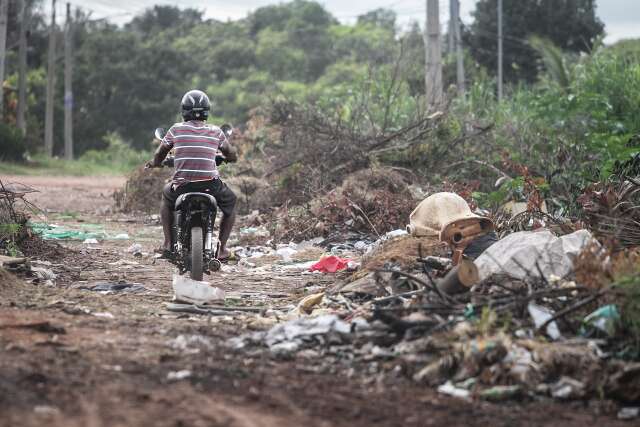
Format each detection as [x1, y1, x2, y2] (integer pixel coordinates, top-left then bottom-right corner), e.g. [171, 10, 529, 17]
[181, 89, 211, 121]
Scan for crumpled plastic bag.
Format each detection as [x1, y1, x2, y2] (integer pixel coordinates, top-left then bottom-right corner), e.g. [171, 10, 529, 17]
[475, 229, 597, 282]
[172, 274, 225, 305]
[309, 255, 351, 273]
[581, 305, 620, 337]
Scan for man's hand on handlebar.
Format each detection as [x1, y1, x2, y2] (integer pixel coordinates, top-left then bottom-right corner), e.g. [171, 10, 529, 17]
[145, 160, 160, 169]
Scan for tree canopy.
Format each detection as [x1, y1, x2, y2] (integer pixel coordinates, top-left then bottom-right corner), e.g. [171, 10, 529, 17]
[465, 0, 604, 83]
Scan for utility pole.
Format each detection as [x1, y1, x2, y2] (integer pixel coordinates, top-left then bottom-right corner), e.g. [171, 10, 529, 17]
[452, 0, 465, 94]
[0, 0, 9, 121]
[63, 2, 73, 160]
[497, 0, 503, 101]
[44, 0, 56, 157]
[17, 0, 30, 134]
[448, 0, 455, 54]
[425, 0, 443, 109]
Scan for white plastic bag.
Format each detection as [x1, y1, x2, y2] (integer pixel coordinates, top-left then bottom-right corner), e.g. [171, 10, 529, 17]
[172, 274, 225, 305]
[475, 229, 596, 282]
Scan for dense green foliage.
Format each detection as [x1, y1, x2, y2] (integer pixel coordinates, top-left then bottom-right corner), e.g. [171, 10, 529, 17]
[0, 123, 25, 161]
[454, 42, 640, 211]
[465, 0, 604, 83]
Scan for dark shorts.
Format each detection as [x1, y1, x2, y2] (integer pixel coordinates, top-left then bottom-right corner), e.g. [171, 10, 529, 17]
[162, 179, 237, 217]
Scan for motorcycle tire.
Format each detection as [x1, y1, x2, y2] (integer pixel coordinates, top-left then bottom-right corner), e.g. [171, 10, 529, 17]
[190, 226, 204, 281]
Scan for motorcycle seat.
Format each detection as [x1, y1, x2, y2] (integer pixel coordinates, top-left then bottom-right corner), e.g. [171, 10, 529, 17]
[175, 192, 218, 210]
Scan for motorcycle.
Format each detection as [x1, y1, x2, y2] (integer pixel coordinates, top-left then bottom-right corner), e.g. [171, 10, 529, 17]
[150, 124, 233, 281]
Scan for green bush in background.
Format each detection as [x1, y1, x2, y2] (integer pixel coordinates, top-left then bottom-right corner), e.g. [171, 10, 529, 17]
[0, 124, 25, 162]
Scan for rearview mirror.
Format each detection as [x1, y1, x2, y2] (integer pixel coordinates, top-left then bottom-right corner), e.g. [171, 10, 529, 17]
[221, 123, 233, 138]
[154, 127, 166, 140]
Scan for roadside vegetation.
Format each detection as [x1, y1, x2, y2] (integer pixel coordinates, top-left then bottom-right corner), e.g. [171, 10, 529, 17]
[0, 135, 150, 176]
[2, 1, 634, 200]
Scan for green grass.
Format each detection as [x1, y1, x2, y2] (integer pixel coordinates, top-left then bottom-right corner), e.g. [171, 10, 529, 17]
[0, 149, 150, 177]
[0, 157, 131, 176]
[0, 134, 152, 176]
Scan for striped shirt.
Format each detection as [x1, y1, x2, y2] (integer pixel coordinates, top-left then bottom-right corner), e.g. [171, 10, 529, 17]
[162, 120, 228, 185]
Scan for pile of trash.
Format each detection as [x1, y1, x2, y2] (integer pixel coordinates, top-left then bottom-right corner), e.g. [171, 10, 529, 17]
[225, 235, 353, 271]
[226, 192, 640, 412]
[0, 255, 58, 287]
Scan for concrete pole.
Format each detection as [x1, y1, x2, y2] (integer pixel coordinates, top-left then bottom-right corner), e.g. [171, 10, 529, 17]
[0, 0, 9, 120]
[425, 0, 443, 109]
[17, 0, 30, 133]
[448, 0, 455, 54]
[453, 0, 465, 94]
[44, 0, 56, 157]
[497, 0, 503, 101]
[63, 2, 73, 160]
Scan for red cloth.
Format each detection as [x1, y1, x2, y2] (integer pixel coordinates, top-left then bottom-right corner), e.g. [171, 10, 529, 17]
[309, 256, 351, 273]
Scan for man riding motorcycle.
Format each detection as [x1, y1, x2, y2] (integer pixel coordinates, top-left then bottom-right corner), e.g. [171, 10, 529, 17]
[146, 89, 238, 261]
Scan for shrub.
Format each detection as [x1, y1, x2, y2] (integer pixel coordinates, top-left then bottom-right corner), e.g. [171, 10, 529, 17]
[0, 124, 26, 162]
[79, 132, 151, 172]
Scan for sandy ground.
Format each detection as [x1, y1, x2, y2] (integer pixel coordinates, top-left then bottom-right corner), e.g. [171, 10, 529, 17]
[0, 175, 628, 426]
[1, 175, 126, 213]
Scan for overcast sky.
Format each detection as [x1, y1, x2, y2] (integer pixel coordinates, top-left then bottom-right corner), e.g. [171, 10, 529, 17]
[52, 0, 640, 43]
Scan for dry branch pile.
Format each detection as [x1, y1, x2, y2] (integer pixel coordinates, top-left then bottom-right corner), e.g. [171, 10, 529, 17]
[113, 167, 171, 213]
[579, 153, 640, 248]
[269, 168, 419, 242]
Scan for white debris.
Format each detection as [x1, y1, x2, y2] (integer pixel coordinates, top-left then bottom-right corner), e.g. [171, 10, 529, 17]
[475, 229, 597, 282]
[238, 259, 257, 268]
[618, 407, 640, 420]
[167, 334, 213, 354]
[354, 241, 370, 252]
[31, 266, 57, 286]
[172, 274, 225, 305]
[298, 237, 324, 248]
[239, 226, 269, 237]
[109, 259, 140, 266]
[385, 229, 408, 239]
[126, 243, 143, 254]
[167, 370, 192, 381]
[437, 381, 471, 399]
[275, 246, 298, 263]
[550, 376, 586, 399]
[229, 314, 363, 354]
[346, 261, 361, 271]
[528, 303, 562, 340]
[93, 312, 115, 319]
[33, 405, 61, 415]
[264, 314, 352, 348]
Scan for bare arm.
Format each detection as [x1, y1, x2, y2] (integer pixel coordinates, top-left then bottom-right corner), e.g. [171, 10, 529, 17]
[220, 140, 238, 163]
[146, 143, 171, 168]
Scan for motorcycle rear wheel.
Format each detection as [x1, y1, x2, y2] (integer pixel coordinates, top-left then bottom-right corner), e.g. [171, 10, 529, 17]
[190, 226, 203, 281]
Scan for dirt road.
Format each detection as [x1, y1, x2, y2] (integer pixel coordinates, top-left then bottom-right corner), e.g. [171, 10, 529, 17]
[0, 176, 627, 426]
